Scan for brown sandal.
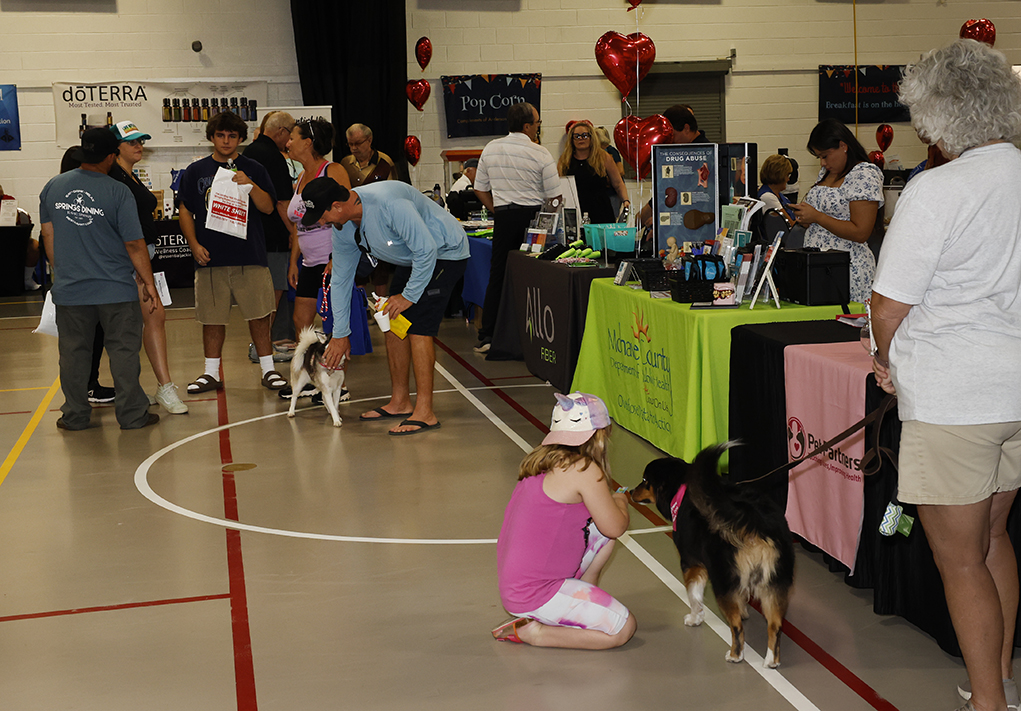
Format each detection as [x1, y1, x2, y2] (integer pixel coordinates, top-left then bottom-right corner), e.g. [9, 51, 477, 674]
[187, 374, 222, 394]
[261, 370, 287, 390]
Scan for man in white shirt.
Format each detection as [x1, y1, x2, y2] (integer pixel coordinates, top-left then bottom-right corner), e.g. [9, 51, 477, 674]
[472, 102, 560, 353]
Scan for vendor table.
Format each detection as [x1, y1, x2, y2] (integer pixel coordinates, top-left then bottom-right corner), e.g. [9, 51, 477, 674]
[462, 236, 491, 313]
[727, 319, 1021, 657]
[488, 251, 615, 393]
[0, 225, 32, 296]
[570, 278, 857, 462]
[153, 220, 195, 289]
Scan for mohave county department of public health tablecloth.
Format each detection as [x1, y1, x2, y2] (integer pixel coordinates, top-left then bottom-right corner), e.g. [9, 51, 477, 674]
[570, 278, 859, 463]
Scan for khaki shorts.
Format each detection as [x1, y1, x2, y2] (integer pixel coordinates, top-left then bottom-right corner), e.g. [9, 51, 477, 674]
[898, 419, 1021, 506]
[194, 265, 277, 325]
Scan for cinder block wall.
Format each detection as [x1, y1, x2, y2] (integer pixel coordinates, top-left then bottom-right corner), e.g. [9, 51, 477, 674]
[1, 0, 302, 219]
[406, 0, 1018, 196]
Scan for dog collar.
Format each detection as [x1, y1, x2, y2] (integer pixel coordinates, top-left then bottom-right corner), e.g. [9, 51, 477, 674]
[670, 484, 687, 531]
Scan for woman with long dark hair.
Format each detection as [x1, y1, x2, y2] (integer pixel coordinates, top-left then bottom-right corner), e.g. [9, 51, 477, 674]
[791, 118, 884, 302]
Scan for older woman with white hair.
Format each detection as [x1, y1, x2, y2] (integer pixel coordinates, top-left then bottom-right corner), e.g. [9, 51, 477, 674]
[871, 39, 1021, 711]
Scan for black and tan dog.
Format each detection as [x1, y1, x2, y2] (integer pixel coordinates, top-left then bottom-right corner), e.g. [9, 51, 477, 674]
[287, 327, 347, 427]
[630, 443, 794, 668]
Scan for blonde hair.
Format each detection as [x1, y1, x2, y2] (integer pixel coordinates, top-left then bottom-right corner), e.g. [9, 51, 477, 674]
[759, 154, 792, 186]
[557, 120, 608, 179]
[518, 426, 612, 481]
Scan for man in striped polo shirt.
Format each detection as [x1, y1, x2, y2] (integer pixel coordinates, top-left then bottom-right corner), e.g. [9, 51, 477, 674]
[472, 102, 560, 354]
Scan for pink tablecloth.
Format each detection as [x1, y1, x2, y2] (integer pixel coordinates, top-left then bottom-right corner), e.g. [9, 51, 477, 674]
[784, 341, 874, 573]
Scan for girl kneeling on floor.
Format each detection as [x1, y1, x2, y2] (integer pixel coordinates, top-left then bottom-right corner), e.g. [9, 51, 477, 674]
[494, 392, 636, 649]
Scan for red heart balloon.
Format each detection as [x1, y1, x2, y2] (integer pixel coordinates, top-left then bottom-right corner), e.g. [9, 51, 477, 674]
[406, 79, 431, 111]
[415, 37, 432, 71]
[595, 31, 656, 99]
[404, 136, 422, 166]
[876, 124, 893, 152]
[960, 18, 996, 46]
[614, 114, 673, 180]
[868, 150, 885, 170]
[626, 0, 642, 10]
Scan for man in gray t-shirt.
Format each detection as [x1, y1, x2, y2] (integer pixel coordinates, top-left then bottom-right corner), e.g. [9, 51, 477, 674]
[39, 128, 159, 431]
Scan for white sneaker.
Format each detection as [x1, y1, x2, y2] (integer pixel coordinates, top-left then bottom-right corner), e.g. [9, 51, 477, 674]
[155, 382, 189, 415]
[958, 677, 1020, 710]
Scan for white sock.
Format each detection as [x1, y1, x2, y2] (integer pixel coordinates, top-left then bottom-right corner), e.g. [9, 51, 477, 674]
[259, 355, 274, 376]
[205, 358, 221, 379]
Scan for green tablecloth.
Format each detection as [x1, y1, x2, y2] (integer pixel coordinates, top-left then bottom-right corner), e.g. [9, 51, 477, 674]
[571, 278, 860, 462]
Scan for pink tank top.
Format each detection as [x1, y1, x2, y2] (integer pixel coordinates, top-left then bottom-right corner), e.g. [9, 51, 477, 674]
[287, 161, 334, 267]
[497, 472, 593, 613]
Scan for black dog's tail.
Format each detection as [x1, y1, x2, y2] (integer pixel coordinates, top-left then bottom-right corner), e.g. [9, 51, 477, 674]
[685, 441, 745, 545]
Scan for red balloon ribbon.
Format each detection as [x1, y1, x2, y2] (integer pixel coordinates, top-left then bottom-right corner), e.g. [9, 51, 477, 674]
[406, 80, 431, 111]
[614, 114, 673, 180]
[404, 136, 422, 166]
[595, 31, 656, 99]
[415, 37, 432, 71]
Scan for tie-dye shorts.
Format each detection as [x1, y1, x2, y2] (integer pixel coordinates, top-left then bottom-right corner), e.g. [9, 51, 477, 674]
[520, 522, 630, 635]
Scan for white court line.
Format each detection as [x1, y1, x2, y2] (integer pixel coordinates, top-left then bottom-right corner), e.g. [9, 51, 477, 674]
[133, 381, 549, 544]
[620, 535, 820, 711]
[133, 363, 821, 708]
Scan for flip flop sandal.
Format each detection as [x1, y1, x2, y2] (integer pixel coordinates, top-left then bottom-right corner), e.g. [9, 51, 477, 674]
[388, 419, 441, 436]
[261, 370, 288, 390]
[491, 618, 529, 644]
[187, 374, 222, 394]
[359, 407, 414, 421]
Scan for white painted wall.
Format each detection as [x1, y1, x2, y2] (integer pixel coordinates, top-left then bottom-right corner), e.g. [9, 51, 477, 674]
[406, 0, 1020, 198]
[1, 0, 302, 220]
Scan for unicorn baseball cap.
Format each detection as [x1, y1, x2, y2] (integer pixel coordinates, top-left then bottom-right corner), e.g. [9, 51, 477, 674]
[541, 392, 611, 447]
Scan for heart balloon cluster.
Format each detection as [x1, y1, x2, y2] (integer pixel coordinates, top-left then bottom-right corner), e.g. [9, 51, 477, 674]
[614, 114, 673, 179]
[594, 31, 656, 98]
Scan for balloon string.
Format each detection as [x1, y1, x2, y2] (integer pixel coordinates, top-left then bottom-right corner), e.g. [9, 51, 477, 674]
[635, 8, 644, 233]
[853, 0, 859, 136]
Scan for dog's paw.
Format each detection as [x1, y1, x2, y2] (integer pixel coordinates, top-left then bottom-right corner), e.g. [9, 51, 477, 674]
[287, 411, 295, 418]
[725, 649, 744, 664]
[763, 649, 779, 669]
[684, 610, 705, 627]
[332, 419, 342, 427]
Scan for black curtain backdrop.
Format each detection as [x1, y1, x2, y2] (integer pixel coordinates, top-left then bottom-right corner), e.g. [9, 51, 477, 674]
[290, 0, 409, 182]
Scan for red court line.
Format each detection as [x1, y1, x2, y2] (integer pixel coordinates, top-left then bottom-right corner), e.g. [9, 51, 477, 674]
[214, 381, 259, 711]
[0, 593, 231, 623]
[434, 338, 549, 433]
[435, 345, 897, 711]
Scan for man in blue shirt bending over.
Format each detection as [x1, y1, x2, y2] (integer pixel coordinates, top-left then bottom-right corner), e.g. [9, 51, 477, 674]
[300, 178, 469, 436]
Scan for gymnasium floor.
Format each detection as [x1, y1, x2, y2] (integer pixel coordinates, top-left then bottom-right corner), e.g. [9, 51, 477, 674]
[0, 289, 987, 710]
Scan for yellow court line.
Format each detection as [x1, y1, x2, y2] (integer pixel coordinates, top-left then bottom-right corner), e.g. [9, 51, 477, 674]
[0, 378, 61, 489]
[0, 387, 55, 393]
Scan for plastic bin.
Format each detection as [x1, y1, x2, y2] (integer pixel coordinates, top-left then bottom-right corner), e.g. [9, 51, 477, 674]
[583, 223, 637, 252]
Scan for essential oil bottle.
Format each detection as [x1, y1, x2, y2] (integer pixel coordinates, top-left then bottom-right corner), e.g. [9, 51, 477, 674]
[192, 98, 201, 122]
[201, 98, 210, 122]
[172, 98, 181, 122]
[162, 98, 172, 122]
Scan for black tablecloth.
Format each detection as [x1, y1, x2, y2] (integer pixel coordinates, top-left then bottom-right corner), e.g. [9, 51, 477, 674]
[728, 319, 1021, 656]
[487, 251, 615, 392]
[153, 220, 195, 288]
[0, 225, 32, 296]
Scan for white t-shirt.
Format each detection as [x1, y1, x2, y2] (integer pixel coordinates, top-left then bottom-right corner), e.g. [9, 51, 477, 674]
[872, 142, 1021, 424]
[449, 173, 472, 193]
[474, 132, 560, 208]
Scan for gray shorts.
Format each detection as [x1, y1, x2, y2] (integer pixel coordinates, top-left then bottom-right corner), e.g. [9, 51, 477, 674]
[267, 251, 290, 292]
[898, 419, 1021, 505]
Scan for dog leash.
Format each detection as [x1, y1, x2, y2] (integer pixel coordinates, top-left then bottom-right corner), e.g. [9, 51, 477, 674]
[737, 392, 898, 485]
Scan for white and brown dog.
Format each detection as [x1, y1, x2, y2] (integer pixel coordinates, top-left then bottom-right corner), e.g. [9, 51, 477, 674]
[287, 327, 347, 427]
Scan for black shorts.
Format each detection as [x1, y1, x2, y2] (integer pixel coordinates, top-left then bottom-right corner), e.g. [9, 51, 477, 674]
[390, 259, 467, 337]
[296, 262, 328, 299]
